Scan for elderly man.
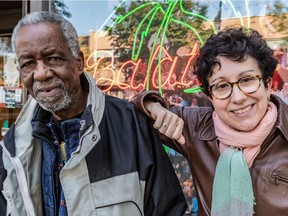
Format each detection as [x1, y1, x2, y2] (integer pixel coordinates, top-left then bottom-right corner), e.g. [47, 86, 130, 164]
[0, 11, 186, 216]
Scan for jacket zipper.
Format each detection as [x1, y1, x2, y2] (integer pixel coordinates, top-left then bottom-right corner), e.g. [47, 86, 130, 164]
[72, 125, 93, 156]
[272, 171, 288, 185]
[34, 135, 58, 216]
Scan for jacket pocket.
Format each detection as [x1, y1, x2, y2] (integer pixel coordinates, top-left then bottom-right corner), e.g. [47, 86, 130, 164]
[272, 171, 288, 186]
[91, 172, 144, 216]
[95, 200, 142, 216]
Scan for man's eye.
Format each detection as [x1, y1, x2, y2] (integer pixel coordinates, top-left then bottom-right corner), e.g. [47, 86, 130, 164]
[20, 61, 35, 72]
[47, 57, 64, 66]
[21, 61, 34, 68]
[48, 57, 61, 62]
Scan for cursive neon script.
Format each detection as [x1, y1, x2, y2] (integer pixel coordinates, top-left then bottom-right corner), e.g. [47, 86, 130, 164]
[87, 43, 199, 92]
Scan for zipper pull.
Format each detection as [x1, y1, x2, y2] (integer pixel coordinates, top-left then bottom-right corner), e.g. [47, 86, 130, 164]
[60, 142, 67, 163]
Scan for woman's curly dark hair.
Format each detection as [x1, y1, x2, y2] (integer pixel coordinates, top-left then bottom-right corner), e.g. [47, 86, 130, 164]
[194, 26, 278, 97]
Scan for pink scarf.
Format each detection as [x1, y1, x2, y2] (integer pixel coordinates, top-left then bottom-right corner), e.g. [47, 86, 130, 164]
[213, 102, 278, 167]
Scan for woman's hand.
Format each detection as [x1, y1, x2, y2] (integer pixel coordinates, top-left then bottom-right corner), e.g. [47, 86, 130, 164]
[145, 101, 185, 144]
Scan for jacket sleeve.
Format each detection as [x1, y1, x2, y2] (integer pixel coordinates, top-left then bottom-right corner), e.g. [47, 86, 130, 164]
[130, 90, 183, 149]
[136, 111, 187, 216]
[130, 90, 170, 119]
[0, 146, 7, 216]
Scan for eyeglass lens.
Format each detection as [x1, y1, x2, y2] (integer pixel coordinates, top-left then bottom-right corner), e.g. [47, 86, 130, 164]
[211, 76, 261, 99]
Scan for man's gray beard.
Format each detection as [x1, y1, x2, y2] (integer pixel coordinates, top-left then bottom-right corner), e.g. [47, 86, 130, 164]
[36, 91, 72, 113]
[33, 78, 72, 113]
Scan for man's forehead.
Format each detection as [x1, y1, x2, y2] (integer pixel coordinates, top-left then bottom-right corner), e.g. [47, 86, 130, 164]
[17, 22, 61, 37]
[15, 27, 68, 59]
[15, 23, 64, 46]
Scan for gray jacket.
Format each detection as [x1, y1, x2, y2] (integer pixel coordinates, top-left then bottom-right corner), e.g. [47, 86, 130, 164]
[0, 73, 186, 216]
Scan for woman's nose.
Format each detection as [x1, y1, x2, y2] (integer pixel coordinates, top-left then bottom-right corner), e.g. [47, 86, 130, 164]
[230, 84, 246, 102]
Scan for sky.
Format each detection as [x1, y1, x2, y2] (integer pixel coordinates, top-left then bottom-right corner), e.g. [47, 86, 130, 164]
[63, 0, 284, 36]
[64, 0, 120, 35]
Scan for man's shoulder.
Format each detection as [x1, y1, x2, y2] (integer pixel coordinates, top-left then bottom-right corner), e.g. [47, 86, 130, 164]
[104, 94, 139, 112]
[103, 94, 149, 122]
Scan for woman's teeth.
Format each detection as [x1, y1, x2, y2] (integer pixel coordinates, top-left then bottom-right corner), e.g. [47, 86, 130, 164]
[234, 105, 252, 114]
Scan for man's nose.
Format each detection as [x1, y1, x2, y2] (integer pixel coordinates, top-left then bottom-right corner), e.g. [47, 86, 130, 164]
[33, 61, 53, 81]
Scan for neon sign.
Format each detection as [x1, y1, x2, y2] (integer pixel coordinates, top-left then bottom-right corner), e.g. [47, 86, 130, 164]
[87, 43, 200, 93]
[93, 0, 252, 93]
[105, 0, 218, 94]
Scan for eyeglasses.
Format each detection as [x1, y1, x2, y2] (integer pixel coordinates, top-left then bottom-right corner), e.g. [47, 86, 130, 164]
[209, 75, 262, 100]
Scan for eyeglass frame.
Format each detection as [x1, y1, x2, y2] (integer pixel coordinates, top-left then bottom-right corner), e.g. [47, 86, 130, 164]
[208, 75, 263, 100]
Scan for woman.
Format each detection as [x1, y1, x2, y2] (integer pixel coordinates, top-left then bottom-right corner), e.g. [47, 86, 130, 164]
[131, 27, 288, 216]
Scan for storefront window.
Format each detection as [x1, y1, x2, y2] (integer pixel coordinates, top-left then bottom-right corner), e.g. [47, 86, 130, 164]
[64, 0, 288, 99]
[0, 1, 287, 214]
[62, 1, 287, 214]
[0, 1, 24, 138]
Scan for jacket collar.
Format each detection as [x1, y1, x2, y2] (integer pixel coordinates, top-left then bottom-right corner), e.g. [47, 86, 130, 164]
[197, 109, 216, 141]
[3, 97, 38, 157]
[271, 94, 288, 141]
[2, 72, 105, 157]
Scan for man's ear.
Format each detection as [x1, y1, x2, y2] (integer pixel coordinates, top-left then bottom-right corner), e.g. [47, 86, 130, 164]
[77, 51, 85, 74]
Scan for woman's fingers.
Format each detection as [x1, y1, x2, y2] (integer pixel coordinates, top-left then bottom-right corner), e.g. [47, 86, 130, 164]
[149, 104, 185, 144]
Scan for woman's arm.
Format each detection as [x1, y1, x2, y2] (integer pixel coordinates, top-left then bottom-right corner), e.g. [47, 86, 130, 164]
[130, 91, 185, 144]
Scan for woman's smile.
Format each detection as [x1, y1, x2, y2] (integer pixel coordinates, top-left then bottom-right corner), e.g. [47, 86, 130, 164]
[209, 56, 272, 131]
[232, 104, 253, 114]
